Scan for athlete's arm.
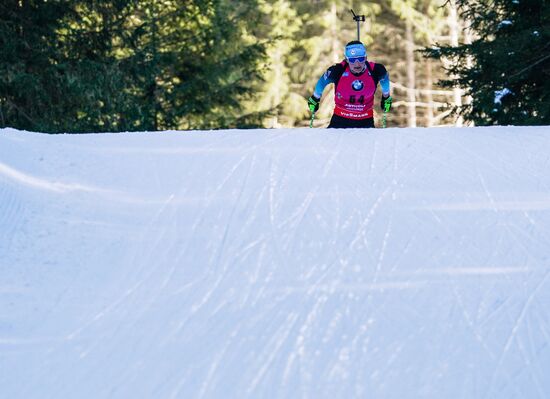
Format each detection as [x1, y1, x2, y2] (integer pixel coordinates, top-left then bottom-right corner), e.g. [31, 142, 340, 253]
[373, 64, 391, 96]
[380, 73, 390, 96]
[313, 64, 345, 99]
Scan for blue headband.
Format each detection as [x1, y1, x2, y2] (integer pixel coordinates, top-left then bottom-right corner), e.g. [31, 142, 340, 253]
[345, 43, 367, 59]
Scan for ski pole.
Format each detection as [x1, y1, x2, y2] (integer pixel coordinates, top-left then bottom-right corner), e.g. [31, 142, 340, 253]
[309, 111, 316, 128]
[382, 99, 391, 128]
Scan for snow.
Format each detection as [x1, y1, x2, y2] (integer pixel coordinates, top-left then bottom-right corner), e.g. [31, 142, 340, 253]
[1, 125, 550, 398]
[494, 88, 513, 104]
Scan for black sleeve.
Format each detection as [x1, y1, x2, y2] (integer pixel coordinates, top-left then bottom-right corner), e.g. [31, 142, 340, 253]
[372, 63, 388, 84]
[326, 62, 346, 86]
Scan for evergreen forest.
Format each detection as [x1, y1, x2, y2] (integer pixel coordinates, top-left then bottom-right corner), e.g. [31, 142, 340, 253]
[1, 0, 548, 133]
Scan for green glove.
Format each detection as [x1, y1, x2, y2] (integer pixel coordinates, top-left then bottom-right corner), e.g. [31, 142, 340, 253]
[381, 95, 392, 112]
[308, 95, 320, 113]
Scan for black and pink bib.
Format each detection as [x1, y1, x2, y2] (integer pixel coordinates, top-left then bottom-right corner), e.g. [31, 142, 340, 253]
[333, 61, 377, 119]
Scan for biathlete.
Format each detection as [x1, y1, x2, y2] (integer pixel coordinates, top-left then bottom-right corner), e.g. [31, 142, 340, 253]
[308, 41, 393, 128]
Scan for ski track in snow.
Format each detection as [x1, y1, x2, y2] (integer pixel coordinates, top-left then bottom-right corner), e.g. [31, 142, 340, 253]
[1, 126, 550, 398]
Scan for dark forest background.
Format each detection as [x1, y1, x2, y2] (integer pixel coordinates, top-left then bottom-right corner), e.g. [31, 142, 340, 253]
[1, 0, 548, 132]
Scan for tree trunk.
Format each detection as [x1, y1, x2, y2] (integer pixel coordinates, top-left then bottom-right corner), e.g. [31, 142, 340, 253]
[405, 19, 417, 127]
[270, 46, 283, 128]
[426, 59, 434, 127]
[331, 2, 339, 62]
[448, 1, 463, 126]
[462, 17, 474, 125]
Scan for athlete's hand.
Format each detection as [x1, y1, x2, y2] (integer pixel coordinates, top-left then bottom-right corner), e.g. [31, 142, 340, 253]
[381, 95, 392, 112]
[308, 95, 320, 113]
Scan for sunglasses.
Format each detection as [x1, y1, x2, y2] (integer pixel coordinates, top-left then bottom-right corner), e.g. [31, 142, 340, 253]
[347, 56, 366, 63]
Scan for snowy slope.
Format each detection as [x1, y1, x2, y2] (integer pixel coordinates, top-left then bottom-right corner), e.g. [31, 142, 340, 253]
[1, 126, 550, 399]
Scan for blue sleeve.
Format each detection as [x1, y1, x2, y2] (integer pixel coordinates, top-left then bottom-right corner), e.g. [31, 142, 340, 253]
[380, 73, 390, 96]
[313, 69, 338, 99]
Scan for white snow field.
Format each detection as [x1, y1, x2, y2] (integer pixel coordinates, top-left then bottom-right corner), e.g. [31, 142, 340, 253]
[1, 126, 550, 399]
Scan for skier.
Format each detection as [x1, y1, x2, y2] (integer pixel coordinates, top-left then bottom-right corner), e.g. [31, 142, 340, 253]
[308, 41, 392, 128]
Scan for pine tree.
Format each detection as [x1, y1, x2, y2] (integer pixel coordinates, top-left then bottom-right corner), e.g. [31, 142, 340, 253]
[424, 0, 550, 125]
[0, 0, 148, 133]
[126, 0, 266, 130]
[59, 0, 142, 132]
[0, 0, 75, 132]
[0, 0, 266, 132]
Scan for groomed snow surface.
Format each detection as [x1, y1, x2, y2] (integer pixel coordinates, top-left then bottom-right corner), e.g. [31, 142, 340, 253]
[1, 126, 550, 398]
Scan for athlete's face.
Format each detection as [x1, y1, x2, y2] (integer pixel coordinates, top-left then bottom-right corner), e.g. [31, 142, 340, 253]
[348, 57, 366, 74]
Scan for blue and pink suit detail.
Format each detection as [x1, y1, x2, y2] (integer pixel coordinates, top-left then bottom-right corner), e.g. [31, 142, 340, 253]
[313, 60, 390, 120]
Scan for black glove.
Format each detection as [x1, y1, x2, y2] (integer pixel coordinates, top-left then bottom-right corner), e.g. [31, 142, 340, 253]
[381, 95, 392, 112]
[308, 95, 320, 113]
